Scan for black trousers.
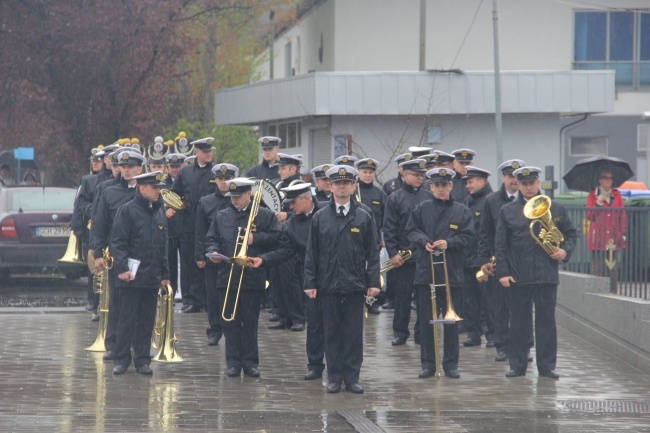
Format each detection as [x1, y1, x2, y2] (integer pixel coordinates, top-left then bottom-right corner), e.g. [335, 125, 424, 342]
[219, 289, 262, 370]
[392, 263, 419, 340]
[275, 258, 306, 326]
[179, 235, 203, 308]
[104, 268, 120, 352]
[487, 276, 510, 353]
[113, 287, 157, 368]
[463, 268, 491, 341]
[508, 284, 557, 374]
[321, 292, 364, 385]
[305, 297, 325, 374]
[168, 236, 180, 298]
[204, 264, 222, 340]
[417, 284, 460, 372]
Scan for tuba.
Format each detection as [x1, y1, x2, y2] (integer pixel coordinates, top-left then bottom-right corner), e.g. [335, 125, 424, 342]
[85, 248, 113, 352]
[523, 195, 564, 256]
[152, 284, 183, 363]
[221, 180, 264, 321]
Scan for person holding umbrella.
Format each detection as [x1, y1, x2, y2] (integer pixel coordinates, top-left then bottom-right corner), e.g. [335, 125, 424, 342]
[586, 169, 626, 276]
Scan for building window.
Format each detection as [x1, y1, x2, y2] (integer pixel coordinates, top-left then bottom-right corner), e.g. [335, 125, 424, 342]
[267, 121, 301, 149]
[569, 136, 608, 157]
[574, 10, 650, 88]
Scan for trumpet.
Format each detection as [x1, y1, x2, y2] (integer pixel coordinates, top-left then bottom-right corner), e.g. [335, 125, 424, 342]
[379, 250, 412, 286]
[152, 284, 183, 363]
[476, 256, 496, 282]
[523, 195, 564, 256]
[221, 181, 264, 321]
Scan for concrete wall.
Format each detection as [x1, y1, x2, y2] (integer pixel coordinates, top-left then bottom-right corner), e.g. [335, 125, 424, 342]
[557, 271, 650, 373]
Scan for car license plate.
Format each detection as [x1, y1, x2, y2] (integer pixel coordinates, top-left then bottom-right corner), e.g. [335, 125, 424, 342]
[35, 226, 71, 237]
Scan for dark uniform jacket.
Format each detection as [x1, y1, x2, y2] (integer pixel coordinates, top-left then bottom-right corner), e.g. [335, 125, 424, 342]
[91, 174, 121, 223]
[477, 184, 516, 264]
[276, 173, 301, 213]
[315, 189, 332, 204]
[171, 162, 214, 235]
[383, 175, 404, 196]
[205, 205, 279, 290]
[463, 183, 493, 268]
[406, 196, 474, 286]
[247, 160, 280, 184]
[110, 190, 170, 289]
[163, 175, 184, 239]
[495, 193, 577, 286]
[304, 200, 380, 295]
[91, 178, 136, 252]
[71, 168, 112, 237]
[357, 180, 388, 245]
[194, 190, 230, 262]
[383, 183, 431, 258]
[451, 173, 469, 203]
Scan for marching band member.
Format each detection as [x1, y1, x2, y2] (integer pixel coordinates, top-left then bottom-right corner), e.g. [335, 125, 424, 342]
[246, 136, 281, 184]
[162, 153, 186, 303]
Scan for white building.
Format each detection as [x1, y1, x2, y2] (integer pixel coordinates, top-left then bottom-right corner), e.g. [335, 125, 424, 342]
[215, 0, 649, 189]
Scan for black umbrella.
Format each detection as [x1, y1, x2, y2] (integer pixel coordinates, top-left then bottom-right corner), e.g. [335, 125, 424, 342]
[563, 155, 634, 192]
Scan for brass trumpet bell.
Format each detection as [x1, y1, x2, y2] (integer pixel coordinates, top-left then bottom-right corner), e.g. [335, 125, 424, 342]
[57, 231, 86, 265]
[523, 195, 564, 256]
[161, 189, 185, 211]
[152, 284, 183, 363]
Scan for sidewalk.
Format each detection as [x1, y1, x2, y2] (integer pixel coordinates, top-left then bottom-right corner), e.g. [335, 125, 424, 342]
[0, 307, 648, 432]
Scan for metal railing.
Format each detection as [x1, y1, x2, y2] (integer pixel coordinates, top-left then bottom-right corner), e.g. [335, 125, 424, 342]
[563, 206, 649, 300]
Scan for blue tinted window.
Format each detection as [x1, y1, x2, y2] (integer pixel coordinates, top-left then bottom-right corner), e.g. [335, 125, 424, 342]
[610, 12, 634, 60]
[641, 13, 650, 61]
[575, 12, 606, 61]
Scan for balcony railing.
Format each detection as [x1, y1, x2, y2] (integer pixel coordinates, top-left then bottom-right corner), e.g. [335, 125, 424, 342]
[573, 61, 650, 90]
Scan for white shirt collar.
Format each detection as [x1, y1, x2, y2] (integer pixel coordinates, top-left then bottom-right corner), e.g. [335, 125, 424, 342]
[335, 200, 351, 216]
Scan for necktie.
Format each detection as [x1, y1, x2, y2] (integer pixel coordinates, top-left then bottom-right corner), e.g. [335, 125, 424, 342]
[338, 205, 345, 217]
[507, 195, 515, 202]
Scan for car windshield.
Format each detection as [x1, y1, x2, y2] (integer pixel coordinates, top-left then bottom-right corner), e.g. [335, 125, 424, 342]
[7, 188, 76, 212]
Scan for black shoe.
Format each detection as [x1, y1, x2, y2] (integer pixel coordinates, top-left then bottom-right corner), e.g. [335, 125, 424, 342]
[243, 367, 260, 378]
[304, 370, 322, 381]
[135, 364, 153, 375]
[102, 351, 113, 361]
[91, 313, 100, 322]
[112, 364, 128, 375]
[539, 370, 560, 379]
[527, 351, 534, 363]
[85, 304, 95, 311]
[326, 383, 341, 393]
[391, 337, 407, 346]
[505, 369, 526, 378]
[494, 351, 508, 362]
[207, 335, 220, 346]
[290, 323, 305, 332]
[269, 313, 281, 322]
[181, 303, 191, 311]
[185, 304, 204, 313]
[367, 305, 380, 315]
[486, 339, 495, 348]
[463, 337, 481, 347]
[444, 369, 461, 379]
[418, 368, 436, 378]
[345, 383, 364, 394]
[381, 301, 394, 310]
[268, 321, 286, 330]
[225, 367, 241, 377]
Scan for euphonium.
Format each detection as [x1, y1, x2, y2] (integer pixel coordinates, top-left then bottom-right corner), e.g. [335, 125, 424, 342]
[523, 195, 564, 256]
[222, 181, 264, 321]
[84, 248, 113, 352]
[152, 284, 183, 363]
[57, 230, 86, 265]
[379, 250, 412, 286]
[161, 189, 185, 211]
[476, 256, 496, 282]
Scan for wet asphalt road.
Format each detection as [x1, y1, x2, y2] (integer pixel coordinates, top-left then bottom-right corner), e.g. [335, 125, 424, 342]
[0, 274, 87, 307]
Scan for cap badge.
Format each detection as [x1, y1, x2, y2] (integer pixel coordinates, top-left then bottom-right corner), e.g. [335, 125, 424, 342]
[522, 168, 530, 176]
[206, 138, 214, 145]
[404, 155, 412, 161]
[512, 161, 520, 169]
[229, 183, 237, 190]
[220, 165, 228, 174]
[338, 168, 347, 176]
[342, 157, 349, 163]
[171, 156, 178, 162]
[367, 160, 374, 166]
[461, 151, 468, 157]
[121, 153, 129, 161]
[433, 152, 439, 159]
[439, 168, 447, 176]
[156, 172, 165, 182]
[419, 161, 425, 169]
[263, 138, 270, 145]
[322, 165, 330, 172]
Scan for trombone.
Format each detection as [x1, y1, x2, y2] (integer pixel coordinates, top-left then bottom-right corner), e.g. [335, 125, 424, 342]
[221, 181, 264, 321]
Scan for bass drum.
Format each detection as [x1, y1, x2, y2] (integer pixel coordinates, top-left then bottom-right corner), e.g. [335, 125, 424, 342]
[250, 179, 282, 213]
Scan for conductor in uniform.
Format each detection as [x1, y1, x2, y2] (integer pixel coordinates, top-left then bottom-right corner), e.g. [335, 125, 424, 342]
[406, 167, 473, 379]
[206, 178, 279, 378]
[304, 166, 380, 394]
[496, 166, 577, 379]
[111, 171, 170, 375]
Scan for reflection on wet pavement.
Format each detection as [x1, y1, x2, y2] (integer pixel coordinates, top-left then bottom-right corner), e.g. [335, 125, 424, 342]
[0, 307, 648, 432]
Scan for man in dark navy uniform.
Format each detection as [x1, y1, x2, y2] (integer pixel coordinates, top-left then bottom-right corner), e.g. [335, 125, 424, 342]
[311, 164, 333, 204]
[450, 149, 476, 204]
[246, 136, 281, 184]
[304, 166, 380, 394]
[406, 167, 473, 379]
[162, 153, 186, 304]
[195, 163, 238, 346]
[496, 166, 577, 379]
[382, 153, 412, 198]
[383, 159, 431, 346]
